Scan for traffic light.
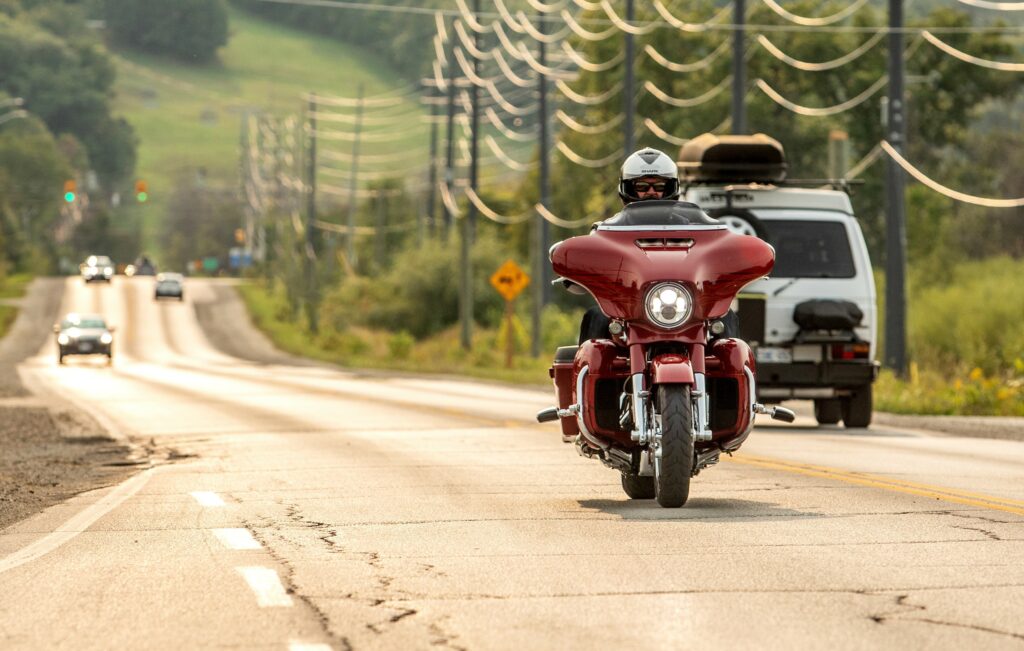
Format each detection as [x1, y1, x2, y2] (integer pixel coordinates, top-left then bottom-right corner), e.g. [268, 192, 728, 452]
[63, 180, 76, 203]
[135, 179, 148, 203]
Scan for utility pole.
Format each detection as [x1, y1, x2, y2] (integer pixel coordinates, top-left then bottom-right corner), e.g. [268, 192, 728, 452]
[468, 0, 481, 243]
[732, 0, 746, 134]
[306, 93, 319, 334]
[885, 0, 908, 375]
[623, 0, 635, 153]
[427, 82, 439, 238]
[346, 84, 364, 270]
[461, 0, 482, 351]
[828, 129, 849, 180]
[533, 10, 552, 358]
[444, 25, 458, 241]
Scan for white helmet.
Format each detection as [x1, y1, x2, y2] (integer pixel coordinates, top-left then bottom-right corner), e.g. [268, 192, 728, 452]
[618, 147, 680, 204]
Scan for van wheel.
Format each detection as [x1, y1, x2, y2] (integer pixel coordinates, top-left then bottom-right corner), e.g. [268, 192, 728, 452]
[842, 385, 872, 428]
[705, 209, 769, 240]
[814, 399, 842, 425]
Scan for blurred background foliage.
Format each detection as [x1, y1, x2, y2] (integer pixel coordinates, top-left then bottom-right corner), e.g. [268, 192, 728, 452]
[0, 0, 1021, 412]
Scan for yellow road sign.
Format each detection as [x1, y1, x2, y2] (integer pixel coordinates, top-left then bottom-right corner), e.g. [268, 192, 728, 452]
[490, 259, 530, 301]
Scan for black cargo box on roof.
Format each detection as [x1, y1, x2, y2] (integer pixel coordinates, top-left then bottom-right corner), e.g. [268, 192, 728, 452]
[678, 133, 787, 183]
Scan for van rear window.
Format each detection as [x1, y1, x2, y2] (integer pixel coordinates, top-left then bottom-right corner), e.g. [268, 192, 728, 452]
[761, 220, 855, 278]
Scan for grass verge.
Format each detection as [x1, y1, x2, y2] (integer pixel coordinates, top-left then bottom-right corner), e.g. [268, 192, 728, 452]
[237, 281, 553, 387]
[0, 273, 32, 339]
[875, 364, 1024, 417]
[238, 274, 1024, 416]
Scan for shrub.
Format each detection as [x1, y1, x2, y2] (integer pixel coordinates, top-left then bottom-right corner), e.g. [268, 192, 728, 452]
[387, 330, 414, 359]
[909, 257, 1024, 375]
[318, 232, 512, 339]
[103, 0, 229, 63]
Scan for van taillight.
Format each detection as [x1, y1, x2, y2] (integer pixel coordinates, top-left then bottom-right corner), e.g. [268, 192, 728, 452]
[831, 343, 870, 360]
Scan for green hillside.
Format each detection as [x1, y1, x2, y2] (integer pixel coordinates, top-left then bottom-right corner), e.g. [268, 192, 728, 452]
[111, 6, 430, 250]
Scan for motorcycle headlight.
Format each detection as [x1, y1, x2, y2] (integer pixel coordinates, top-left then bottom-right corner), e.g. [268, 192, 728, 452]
[100, 333, 113, 344]
[57, 334, 70, 345]
[644, 282, 692, 329]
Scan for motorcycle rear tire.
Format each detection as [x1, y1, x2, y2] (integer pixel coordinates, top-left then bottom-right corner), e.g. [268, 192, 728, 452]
[620, 472, 655, 499]
[654, 384, 694, 508]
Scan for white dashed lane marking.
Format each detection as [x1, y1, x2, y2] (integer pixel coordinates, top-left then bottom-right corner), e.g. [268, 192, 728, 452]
[236, 566, 294, 607]
[190, 491, 225, 507]
[213, 528, 261, 550]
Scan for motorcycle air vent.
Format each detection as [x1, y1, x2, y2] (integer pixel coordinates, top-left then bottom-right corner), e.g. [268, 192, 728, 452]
[635, 237, 695, 250]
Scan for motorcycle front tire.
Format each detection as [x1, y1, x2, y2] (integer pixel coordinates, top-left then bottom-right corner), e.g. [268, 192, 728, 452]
[654, 384, 694, 508]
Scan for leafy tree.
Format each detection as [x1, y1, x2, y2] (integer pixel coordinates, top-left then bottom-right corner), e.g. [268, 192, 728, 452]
[534, 1, 1023, 264]
[230, 0, 439, 78]
[0, 115, 71, 272]
[0, 12, 136, 184]
[102, 0, 228, 63]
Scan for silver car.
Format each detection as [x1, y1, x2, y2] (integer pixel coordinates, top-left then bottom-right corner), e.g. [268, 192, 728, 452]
[154, 272, 184, 301]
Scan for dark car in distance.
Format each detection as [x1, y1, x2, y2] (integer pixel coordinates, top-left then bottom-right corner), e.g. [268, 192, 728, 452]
[54, 313, 114, 365]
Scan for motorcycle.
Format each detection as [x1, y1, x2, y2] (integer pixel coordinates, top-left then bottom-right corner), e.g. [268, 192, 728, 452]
[537, 200, 795, 507]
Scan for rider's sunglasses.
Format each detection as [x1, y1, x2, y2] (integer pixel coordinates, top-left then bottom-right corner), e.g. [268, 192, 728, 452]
[634, 181, 667, 193]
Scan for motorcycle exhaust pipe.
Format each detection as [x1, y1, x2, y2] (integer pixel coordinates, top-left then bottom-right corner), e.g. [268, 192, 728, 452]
[753, 403, 797, 423]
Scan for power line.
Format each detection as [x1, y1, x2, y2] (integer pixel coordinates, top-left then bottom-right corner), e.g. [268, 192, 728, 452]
[249, 0, 1024, 33]
[921, 30, 1024, 72]
[760, 0, 870, 27]
[881, 141, 1024, 208]
[755, 76, 888, 116]
[756, 31, 886, 72]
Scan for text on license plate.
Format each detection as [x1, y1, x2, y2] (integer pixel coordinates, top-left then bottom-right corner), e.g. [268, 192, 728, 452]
[756, 347, 792, 363]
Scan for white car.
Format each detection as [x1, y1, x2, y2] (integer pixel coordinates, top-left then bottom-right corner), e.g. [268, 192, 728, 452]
[154, 272, 184, 301]
[681, 134, 879, 428]
[80, 255, 114, 283]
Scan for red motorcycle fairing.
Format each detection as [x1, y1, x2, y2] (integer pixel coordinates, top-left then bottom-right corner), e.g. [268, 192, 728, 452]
[651, 354, 694, 385]
[550, 227, 775, 326]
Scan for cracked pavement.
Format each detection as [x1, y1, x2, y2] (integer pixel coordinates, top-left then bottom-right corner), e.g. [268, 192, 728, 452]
[0, 277, 1022, 650]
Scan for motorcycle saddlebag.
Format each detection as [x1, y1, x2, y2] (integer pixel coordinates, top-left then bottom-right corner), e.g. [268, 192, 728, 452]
[552, 346, 579, 439]
[793, 299, 863, 331]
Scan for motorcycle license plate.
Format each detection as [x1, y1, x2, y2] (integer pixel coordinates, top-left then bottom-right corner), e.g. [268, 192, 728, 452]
[756, 347, 792, 363]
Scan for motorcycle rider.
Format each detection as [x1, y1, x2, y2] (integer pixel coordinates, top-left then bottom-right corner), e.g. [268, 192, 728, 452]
[577, 148, 681, 344]
[577, 147, 738, 343]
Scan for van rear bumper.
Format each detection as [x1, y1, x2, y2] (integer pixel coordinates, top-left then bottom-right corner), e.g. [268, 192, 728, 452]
[755, 361, 879, 399]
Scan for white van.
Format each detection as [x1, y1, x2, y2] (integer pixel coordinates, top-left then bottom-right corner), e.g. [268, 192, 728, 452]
[680, 135, 879, 427]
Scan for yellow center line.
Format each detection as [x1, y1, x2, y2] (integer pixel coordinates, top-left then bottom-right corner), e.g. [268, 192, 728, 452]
[727, 454, 1024, 517]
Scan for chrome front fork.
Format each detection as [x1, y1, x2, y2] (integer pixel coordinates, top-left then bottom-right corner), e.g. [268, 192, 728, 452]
[631, 371, 713, 445]
[693, 372, 712, 442]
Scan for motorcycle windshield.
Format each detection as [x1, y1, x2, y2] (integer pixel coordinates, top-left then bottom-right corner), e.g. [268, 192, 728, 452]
[552, 201, 775, 323]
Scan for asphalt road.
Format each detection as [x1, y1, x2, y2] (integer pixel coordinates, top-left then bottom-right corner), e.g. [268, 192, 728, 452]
[0, 277, 1022, 650]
